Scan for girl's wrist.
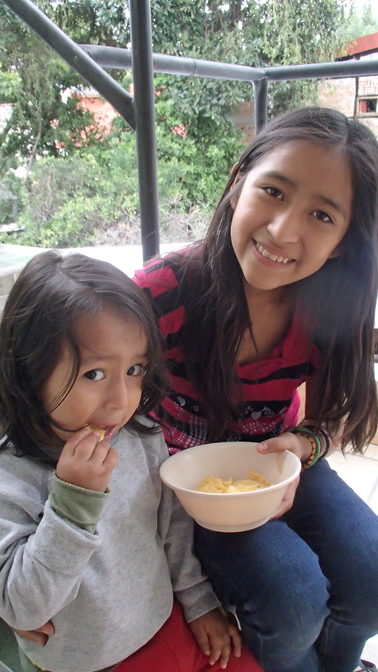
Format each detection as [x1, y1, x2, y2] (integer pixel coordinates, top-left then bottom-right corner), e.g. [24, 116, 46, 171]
[284, 431, 313, 461]
[287, 426, 322, 469]
[300, 424, 331, 460]
[296, 434, 314, 461]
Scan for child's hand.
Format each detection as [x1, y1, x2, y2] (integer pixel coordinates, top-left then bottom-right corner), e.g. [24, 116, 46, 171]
[12, 621, 55, 646]
[56, 426, 118, 492]
[189, 607, 241, 669]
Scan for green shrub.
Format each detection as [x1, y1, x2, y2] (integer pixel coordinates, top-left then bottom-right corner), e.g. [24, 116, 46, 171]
[4, 105, 242, 248]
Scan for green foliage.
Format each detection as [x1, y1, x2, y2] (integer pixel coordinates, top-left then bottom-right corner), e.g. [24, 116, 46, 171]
[346, 2, 378, 40]
[5, 99, 233, 248]
[0, 170, 25, 226]
[154, 95, 243, 208]
[0, 70, 20, 103]
[12, 144, 138, 247]
[0, 1, 126, 174]
[0, 0, 353, 248]
[150, 0, 350, 125]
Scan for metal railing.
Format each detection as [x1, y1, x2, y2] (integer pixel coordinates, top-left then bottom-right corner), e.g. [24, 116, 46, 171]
[2, 0, 378, 260]
[81, 43, 378, 134]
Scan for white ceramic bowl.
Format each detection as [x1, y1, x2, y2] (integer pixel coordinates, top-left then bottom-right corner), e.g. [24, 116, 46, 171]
[160, 441, 301, 532]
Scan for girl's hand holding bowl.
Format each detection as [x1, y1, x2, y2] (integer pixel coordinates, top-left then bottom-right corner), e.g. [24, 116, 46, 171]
[257, 431, 312, 518]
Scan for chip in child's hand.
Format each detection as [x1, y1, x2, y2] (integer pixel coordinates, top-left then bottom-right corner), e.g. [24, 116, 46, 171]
[88, 425, 106, 441]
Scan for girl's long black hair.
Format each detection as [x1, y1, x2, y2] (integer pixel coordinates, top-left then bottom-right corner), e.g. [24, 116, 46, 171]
[0, 251, 168, 464]
[167, 107, 378, 451]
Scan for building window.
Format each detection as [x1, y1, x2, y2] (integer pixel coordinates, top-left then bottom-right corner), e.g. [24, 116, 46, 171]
[358, 97, 378, 115]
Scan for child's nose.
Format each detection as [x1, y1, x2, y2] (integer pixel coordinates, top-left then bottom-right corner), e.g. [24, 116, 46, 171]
[267, 209, 300, 244]
[104, 378, 129, 410]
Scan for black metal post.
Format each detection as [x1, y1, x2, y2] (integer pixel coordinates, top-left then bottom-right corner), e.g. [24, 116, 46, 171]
[1, 0, 135, 129]
[253, 78, 268, 134]
[129, 0, 160, 262]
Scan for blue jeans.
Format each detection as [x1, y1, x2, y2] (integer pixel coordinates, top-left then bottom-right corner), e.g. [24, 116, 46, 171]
[194, 460, 378, 672]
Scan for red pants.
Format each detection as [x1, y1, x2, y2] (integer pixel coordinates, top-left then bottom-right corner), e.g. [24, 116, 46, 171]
[113, 602, 263, 672]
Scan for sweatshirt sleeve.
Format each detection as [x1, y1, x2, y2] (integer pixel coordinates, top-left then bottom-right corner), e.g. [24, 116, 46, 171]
[163, 487, 221, 622]
[0, 459, 102, 630]
[153, 434, 221, 623]
[49, 472, 109, 533]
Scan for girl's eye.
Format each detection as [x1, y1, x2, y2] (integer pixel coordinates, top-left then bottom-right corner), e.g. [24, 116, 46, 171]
[84, 369, 105, 381]
[264, 186, 283, 200]
[127, 364, 146, 377]
[313, 210, 333, 223]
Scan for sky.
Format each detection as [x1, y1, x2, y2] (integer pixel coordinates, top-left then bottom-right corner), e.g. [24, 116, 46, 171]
[350, 0, 378, 19]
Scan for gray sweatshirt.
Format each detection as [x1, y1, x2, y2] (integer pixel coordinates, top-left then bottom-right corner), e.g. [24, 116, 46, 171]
[0, 422, 220, 672]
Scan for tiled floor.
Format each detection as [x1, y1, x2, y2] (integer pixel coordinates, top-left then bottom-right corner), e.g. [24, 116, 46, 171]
[1, 242, 378, 668]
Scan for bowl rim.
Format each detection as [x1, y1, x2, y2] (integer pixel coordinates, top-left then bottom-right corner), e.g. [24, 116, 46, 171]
[160, 446, 301, 497]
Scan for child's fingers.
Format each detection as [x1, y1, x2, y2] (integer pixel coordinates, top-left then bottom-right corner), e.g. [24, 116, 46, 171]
[85, 440, 113, 466]
[206, 624, 231, 666]
[227, 621, 242, 657]
[191, 626, 211, 656]
[97, 445, 118, 473]
[13, 621, 55, 646]
[60, 425, 93, 457]
[57, 431, 117, 491]
[73, 432, 108, 461]
[189, 610, 234, 667]
[209, 635, 231, 668]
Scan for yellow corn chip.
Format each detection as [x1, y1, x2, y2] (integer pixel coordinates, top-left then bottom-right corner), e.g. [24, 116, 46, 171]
[88, 425, 105, 441]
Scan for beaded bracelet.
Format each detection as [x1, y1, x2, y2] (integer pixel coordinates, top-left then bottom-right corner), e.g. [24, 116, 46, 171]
[302, 425, 331, 461]
[288, 426, 322, 470]
[317, 428, 331, 460]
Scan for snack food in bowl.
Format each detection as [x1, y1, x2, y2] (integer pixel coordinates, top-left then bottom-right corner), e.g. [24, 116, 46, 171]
[160, 441, 301, 532]
[197, 471, 272, 493]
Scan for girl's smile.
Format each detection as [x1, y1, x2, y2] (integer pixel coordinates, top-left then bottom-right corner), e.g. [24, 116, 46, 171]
[230, 140, 352, 295]
[254, 241, 291, 265]
[42, 307, 149, 442]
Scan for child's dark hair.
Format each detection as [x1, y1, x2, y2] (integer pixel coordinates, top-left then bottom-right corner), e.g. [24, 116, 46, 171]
[168, 106, 378, 451]
[0, 251, 168, 463]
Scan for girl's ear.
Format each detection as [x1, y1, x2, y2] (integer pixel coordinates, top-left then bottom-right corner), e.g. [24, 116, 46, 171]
[230, 163, 242, 210]
[328, 247, 340, 259]
[328, 241, 345, 259]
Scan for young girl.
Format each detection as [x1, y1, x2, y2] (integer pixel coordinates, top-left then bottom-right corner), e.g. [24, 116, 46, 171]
[0, 251, 260, 672]
[132, 107, 378, 672]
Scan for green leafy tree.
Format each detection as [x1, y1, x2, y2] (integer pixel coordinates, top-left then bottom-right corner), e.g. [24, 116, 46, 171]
[1, 0, 351, 173]
[150, 0, 350, 126]
[0, 1, 129, 177]
[346, 2, 378, 40]
[0, 0, 352, 242]
[145, 0, 351, 205]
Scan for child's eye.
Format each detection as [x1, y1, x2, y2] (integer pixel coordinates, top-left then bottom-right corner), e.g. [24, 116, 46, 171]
[127, 364, 146, 377]
[264, 186, 283, 200]
[312, 210, 333, 223]
[84, 369, 105, 381]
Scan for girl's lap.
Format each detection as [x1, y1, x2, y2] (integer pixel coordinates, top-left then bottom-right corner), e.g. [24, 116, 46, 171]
[283, 460, 378, 589]
[194, 460, 378, 611]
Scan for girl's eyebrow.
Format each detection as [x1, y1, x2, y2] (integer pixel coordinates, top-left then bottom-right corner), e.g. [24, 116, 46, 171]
[261, 171, 347, 217]
[313, 194, 347, 218]
[81, 347, 149, 363]
[261, 171, 295, 186]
